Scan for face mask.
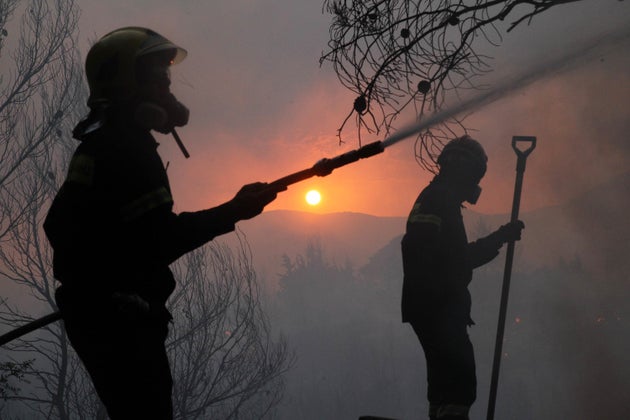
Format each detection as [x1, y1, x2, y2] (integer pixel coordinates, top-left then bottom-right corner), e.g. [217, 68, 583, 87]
[466, 184, 482, 205]
[134, 93, 189, 133]
[135, 63, 189, 132]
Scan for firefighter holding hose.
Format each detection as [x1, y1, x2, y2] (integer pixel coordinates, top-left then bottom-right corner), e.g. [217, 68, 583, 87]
[43, 27, 279, 419]
[401, 136, 525, 420]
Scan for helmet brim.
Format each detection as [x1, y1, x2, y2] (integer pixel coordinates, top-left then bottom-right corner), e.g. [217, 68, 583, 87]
[138, 43, 187, 65]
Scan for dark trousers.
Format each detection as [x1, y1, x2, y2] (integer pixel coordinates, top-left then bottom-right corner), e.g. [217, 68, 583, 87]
[57, 288, 173, 420]
[411, 318, 476, 419]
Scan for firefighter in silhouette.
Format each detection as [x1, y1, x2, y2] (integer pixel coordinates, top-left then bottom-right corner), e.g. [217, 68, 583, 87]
[44, 27, 281, 420]
[401, 136, 524, 420]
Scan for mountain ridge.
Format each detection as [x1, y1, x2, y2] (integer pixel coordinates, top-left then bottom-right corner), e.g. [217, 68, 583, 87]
[234, 172, 629, 285]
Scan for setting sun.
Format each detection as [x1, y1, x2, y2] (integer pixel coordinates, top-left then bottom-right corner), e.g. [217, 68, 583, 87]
[305, 190, 322, 206]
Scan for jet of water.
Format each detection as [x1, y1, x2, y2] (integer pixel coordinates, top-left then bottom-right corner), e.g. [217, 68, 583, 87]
[381, 28, 630, 149]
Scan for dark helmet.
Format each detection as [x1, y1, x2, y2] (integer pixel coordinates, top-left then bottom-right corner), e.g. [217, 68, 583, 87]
[437, 135, 488, 181]
[85, 27, 187, 108]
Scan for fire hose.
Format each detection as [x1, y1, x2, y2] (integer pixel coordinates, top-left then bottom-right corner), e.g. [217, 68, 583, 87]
[2, 25, 615, 346]
[0, 139, 386, 347]
[0, 311, 62, 347]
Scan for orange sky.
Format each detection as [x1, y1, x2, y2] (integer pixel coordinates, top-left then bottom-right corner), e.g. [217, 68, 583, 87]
[162, 49, 630, 217]
[78, 0, 630, 218]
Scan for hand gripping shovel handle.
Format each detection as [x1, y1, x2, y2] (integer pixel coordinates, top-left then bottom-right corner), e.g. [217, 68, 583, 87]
[487, 136, 536, 420]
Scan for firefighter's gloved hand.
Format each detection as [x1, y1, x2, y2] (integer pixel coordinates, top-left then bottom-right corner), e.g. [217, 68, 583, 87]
[496, 220, 525, 243]
[229, 182, 281, 221]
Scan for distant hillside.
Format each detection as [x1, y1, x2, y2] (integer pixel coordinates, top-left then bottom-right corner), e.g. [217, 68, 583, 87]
[508, 171, 630, 274]
[233, 172, 629, 285]
[236, 211, 405, 285]
[224, 175, 629, 420]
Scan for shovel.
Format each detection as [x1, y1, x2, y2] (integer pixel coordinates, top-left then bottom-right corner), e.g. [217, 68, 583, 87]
[487, 136, 536, 420]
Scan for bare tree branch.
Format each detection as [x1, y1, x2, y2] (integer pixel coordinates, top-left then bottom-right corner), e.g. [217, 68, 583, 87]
[0, 0, 81, 243]
[321, 0, 583, 171]
[168, 234, 294, 420]
[0, 2, 98, 419]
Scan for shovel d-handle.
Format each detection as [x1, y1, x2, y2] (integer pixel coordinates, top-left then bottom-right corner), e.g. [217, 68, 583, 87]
[512, 136, 536, 175]
[508, 136, 536, 222]
[512, 135, 536, 156]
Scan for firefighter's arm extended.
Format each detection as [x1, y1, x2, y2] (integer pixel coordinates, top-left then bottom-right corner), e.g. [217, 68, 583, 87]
[127, 181, 281, 265]
[223, 181, 283, 221]
[468, 220, 525, 268]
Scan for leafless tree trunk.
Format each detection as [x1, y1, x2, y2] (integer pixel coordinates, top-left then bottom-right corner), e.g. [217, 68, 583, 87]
[320, 0, 582, 171]
[0, 1, 83, 418]
[168, 235, 293, 420]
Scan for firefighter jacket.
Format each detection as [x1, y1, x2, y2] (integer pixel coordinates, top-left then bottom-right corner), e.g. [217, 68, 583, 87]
[44, 115, 238, 306]
[401, 177, 504, 324]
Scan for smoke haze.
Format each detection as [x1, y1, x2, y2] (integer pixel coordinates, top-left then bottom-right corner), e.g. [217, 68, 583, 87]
[74, 2, 630, 418]
[2, 1, 629, 418]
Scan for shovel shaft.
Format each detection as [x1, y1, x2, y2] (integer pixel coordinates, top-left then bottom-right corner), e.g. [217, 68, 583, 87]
[487, 136, 536, 420]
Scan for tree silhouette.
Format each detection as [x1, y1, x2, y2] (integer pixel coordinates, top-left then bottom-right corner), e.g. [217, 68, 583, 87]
[0, 360, 31, 399]
[276, 239, 358, 331]
[0, 0, 82, 242]
[168, 237, 293, 420]
[320, 0, 582, 171]
[1, 233, 292, 419]
[0, 1, 83, 417]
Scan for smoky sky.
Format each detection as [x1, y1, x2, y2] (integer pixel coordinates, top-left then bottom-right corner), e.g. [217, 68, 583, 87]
[76, 0, 630, 216]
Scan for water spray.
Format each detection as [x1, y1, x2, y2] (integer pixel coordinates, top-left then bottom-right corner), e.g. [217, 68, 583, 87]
[267, 28, 630, 190]
[1, 28, 628, 348]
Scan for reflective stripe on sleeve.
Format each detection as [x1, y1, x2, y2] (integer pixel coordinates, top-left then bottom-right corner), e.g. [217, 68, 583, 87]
[408, 212, 442, 228]
[121, 186, 173, 221]
[66, 154, 95, 186]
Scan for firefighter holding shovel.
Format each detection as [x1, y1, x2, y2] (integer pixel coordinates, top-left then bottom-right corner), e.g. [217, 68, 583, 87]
[401, 136, 525, 420]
